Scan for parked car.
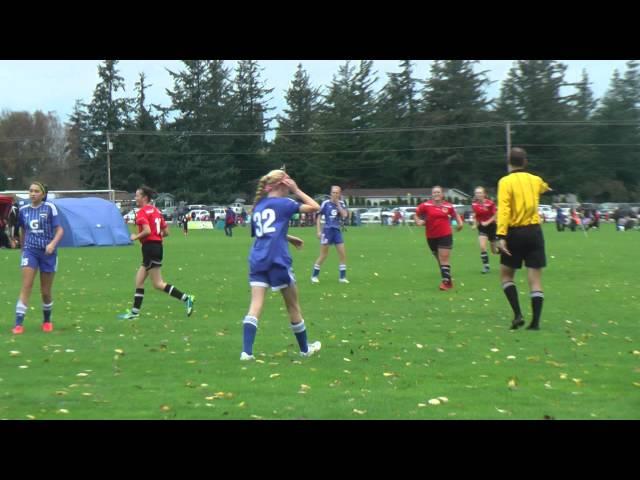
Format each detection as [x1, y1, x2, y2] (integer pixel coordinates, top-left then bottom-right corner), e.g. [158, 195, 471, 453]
[538, 204, 557, 222]
[187, 209, 210, 221]
[359, 208, 393, 224]
[396, 207, 417, 224]
[208, 207, 227, 222]
[161, 207, 177, 221]
[123, 209, 138, 224]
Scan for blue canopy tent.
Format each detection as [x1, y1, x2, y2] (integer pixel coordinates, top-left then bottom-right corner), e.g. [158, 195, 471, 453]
[53, 197, 132, 247]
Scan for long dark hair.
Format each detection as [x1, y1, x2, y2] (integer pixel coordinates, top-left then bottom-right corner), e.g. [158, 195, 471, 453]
[138, 185, 156, 202]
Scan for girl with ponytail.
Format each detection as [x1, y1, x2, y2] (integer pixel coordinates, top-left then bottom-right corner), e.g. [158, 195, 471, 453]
[240, 170, 322, 360]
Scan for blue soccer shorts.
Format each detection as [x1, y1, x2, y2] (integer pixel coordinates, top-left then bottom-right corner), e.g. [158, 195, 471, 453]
[21, 248, 58, 273]
[249, 264, 296, 291]
[320, 228, 344, 245]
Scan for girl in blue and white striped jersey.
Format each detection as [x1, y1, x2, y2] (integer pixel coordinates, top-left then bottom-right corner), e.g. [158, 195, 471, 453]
[12, 182, 64, 334]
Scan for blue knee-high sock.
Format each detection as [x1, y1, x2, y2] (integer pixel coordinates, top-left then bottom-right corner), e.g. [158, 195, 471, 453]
[15, 300, 27, 326]
[312, 264, 321, 278]
[339, 264, 347, 279]
[242, 315, 258, 355]
[43, 302, 53, 323]
[291, 320, 308, 353]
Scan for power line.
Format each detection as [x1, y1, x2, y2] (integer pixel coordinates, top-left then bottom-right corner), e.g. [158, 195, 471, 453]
[2, 119, 640, 144]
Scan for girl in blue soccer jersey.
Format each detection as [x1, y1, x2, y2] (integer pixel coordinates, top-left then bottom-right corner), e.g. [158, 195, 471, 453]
[311, 186, 349, 284]
[12, 182, 64, 334]
[241, 170, 321, 361]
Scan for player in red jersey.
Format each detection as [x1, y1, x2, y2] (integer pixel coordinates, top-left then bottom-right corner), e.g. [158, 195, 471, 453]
[471, 186, 498, 274]
[415, 186, 464, 290]
[118, 185, 194, 320]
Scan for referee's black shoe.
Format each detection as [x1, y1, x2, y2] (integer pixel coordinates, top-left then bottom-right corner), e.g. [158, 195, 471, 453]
[510, 315, 525, 330]
[526, 322, 540, 330]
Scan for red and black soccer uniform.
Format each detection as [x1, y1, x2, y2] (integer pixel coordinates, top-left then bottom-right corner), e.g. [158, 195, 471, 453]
[130, 204, 189, 316]
[416, 200, 457, 287]
[416, 200, 457, 252]
[472, 199, 497, 241]
[135, 205, 166, 270]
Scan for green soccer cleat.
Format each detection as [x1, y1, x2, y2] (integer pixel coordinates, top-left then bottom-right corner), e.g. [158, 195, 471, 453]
[117, 310, 140, 320]
[185, 295, 195, 317]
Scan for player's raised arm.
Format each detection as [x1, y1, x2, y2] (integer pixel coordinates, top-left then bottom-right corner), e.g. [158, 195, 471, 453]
[282, 178, 319, 213]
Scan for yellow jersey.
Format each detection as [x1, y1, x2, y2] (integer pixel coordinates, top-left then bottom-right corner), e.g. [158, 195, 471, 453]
[496, 170, 550, 236]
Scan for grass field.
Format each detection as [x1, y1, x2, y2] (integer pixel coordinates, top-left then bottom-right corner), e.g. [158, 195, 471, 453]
[0, 222, 638, 420]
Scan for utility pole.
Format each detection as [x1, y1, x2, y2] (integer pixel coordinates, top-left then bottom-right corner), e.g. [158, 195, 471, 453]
[505, 121, 512, 171]
[106, 132, 113, 202]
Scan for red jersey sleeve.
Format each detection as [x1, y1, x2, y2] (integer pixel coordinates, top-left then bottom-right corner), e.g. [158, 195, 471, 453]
[488, 200, 496, 216]
[416, 203, 426, 219]
[447, 204, 457, 218]
[136, 209, 149, 226]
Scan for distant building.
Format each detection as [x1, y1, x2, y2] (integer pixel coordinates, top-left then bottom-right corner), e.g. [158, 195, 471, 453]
[341, 188, 471, 206]
[552, 193, 578, 204]
[155, 193, 176, 209]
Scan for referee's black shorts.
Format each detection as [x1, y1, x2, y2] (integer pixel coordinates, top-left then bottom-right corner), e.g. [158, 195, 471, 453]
[500, 224, 546, 270]
[477, 222, 497, 241]
[141, 241, 163, 270]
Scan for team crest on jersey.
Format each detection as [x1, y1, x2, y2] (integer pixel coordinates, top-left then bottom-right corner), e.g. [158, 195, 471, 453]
[441, 207, 448, 213]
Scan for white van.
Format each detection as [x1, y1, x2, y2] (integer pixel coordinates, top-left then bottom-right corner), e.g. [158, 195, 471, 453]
[209, 207, 227, 221]
[538, 204, 556, 222]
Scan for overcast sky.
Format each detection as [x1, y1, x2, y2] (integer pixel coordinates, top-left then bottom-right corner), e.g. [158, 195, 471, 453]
[0, 60, 632, 131]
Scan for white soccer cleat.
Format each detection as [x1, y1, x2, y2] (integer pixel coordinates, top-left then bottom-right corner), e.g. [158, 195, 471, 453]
[300, 341, 321, 358]
[311, 277, 320, 284]
[240, 352, 255, 361]
[338, 278, 350, 284]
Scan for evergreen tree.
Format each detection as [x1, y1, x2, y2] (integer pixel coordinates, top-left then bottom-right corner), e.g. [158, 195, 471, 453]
[494, 60, 577, 192]
[271, 63, 322, 189]
[418, 60, 494, 190]
[315, 61, 379, 189]
[64, 100, 93, 189]
[228, 60, 275, 194]
[374, 60, 420, 186]
[163, 60, 236, 202]
[83, 60, 133, 190]
[118, 72, 159, 192]
[589, 61, 640, 200]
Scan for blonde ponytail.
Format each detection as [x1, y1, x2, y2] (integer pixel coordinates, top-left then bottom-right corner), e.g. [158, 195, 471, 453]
[253, 169, 288, 206]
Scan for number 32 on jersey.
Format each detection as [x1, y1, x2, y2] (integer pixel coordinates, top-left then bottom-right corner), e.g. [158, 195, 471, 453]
[253, 208, 276, 237]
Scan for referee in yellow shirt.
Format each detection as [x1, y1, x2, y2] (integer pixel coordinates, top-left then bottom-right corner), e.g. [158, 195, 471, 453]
[496, 148, 551, 330]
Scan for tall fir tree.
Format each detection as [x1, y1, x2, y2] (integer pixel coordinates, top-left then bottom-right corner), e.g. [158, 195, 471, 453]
[418, 60, 494, 191]
[494, 60, 576, 192]
[374, 60, 420, 187]
[315, 61, 379, 189]
[589, 61, 640, 200]
[271, 63, 322, 190]
[83, 60, 133, 190]
[228, 60, 275, 194]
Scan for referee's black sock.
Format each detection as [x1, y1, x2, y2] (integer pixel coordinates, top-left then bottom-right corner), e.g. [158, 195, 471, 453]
[132, 288, 144, 314]
[502, 281, 522, 317]
[530, 291, 544, 327]
[164, 284, 187, 302]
